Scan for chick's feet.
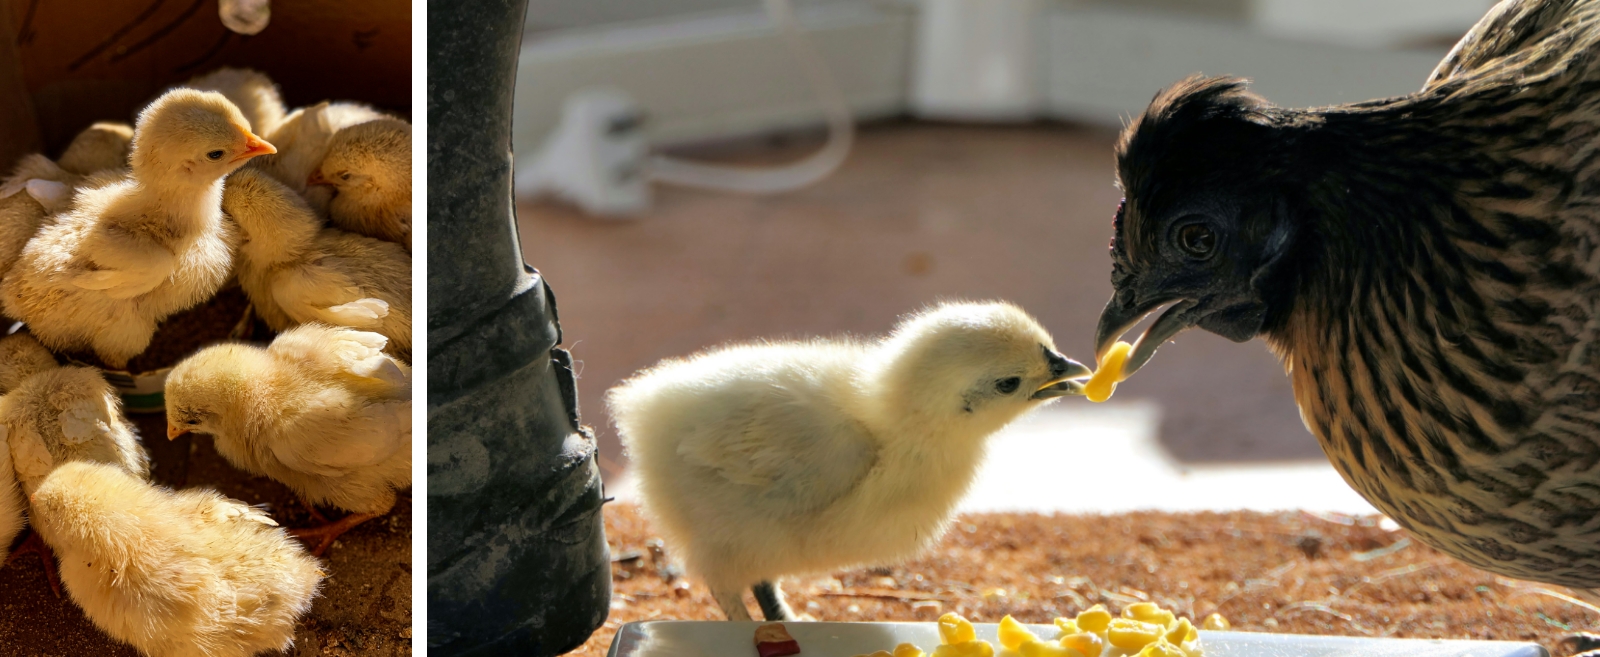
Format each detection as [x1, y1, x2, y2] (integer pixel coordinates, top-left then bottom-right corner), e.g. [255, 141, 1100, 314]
[290, 511, 379, 557]
[1562, 633, 1600, 657]
[6, 530, 61, 598]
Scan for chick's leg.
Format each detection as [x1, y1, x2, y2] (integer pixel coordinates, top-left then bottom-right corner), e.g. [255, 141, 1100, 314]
[290, 511, 380, 557]
[5, 530, 61, 598]
[753, 580, 794, 621]
[710, 585, 753, 621]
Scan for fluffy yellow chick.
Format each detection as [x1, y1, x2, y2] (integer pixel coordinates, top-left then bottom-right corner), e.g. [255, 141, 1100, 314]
[165, 324, 411, 555]
[253, 100, 386, 196]
[184, 67, 287, 137]
[29, 461, 323, 657]
[0, 412, 20, 564]
[0, 122, 134, 208]
[0, 330, 60, 393]
[58, 122, 135, 176]
[609, 301, 1090, 620]
[0, 89, 272, 368]
[0, 331, 58, 575]
[225, 169, 412, 360]
[310, 118, 411, 251]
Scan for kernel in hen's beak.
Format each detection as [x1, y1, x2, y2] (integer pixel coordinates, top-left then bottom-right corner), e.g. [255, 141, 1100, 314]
[167, 423, 190, 440]
[231, 134, 277, 163]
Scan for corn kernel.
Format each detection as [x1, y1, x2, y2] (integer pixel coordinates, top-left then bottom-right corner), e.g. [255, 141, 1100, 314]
[1053, 618, 1079, 635]
[1106, 618, 1164, 650]
[1018, 640, 1087, 657]
[931, 640, 994, 657]
[1085, 341, 1132, 402]
[1163, 618, 1195, 645]
[938, 613, 977, 645]
[1122, 602, 1176, 628]
[1058, 632, 1104, 657]
[1135, 639, 1187, 657]
[1074, 605, 1113, 634]
[999, 615, 1039, 650]
[1201, 613, 1229, 631]
[894, 643, 927, 657]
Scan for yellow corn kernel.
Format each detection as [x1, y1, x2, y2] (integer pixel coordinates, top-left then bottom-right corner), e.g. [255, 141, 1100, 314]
[1201, 613, 1229, 631]
[1058, 632, 1104, 657]
[1053, 618, 1079, 635]
[1135, 639, 1187, 657]
[931, 640, 994, 657]
[1018, 640, 1087, 657]
[1122, 602, 1176, 627]
[1163, 618, 1195, 646]
[999, 615, 1040, 650]
[938, 613, 977, 645]
[1084, 341, 1132, 402]
[1074, 605, 1113, 634]
[1106, 618, 1164, 651]
[894, 643, 927, 657]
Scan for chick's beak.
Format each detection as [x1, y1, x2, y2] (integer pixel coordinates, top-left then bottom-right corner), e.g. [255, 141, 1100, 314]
[232, 134, 277, 163]
[307, 169, 330, 187]
[167, 422, 190, 440]
[1094, 292, 1201, 378]
[1033, 347, 1092, 399]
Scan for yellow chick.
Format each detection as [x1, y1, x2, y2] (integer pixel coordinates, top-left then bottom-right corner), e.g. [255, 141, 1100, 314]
[184, 67, 287, 137]
[0, 331, 58, 577]
[58, 122, 135, 176]
[310, 118, 412, 252]
[165, 324, 411, 555]
[0, 330, 59, 394]
[0, 89, 272, 368]
[29, 461, 323, 657]
[224, 169, 412, 360]
[609, 301, 1089, 620]
[253, 100, 387, 196]
[0, 122, 135, 209]
[0, 413, 20, 563]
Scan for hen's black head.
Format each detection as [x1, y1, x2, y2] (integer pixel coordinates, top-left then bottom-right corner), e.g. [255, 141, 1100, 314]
[1097, 75, 1308, 372]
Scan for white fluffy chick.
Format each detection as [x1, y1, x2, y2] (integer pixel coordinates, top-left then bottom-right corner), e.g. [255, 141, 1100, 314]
[253, 100, 386, 196]
[0, 89, 272, 368]
[184, 67, 287, 137]
[165, 323, 411, 555]
[609, 301, 1090, 621]
[310, 118, 411, 251]
[29, 460, 323, 657]
[225, 169, 412, 360]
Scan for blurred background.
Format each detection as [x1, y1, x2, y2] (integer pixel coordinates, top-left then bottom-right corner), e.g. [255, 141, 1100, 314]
[515, 0, 1495, 515]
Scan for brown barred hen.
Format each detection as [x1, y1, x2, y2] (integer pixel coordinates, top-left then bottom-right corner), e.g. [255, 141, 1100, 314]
[1097, 0, 1600, 650]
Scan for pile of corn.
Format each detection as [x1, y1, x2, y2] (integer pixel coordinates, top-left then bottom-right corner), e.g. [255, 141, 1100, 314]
[853, 602, 1228, 657]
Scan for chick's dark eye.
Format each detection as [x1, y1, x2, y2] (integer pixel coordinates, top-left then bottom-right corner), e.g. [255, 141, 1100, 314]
[339, 172, 351, 181]
[206, 150, 225, 161]
[186, 418, 199, 425]
[1177, 222, 1216, 257]
[996, 377, 1021, 394]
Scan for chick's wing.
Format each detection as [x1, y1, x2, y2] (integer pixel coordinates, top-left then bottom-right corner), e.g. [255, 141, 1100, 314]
[268, 394, 409, 478]
[676, 390, 879, 516]
[71, 229, 177, 299]
[2, 421, 54, 484]
[271, 262, 389, 329]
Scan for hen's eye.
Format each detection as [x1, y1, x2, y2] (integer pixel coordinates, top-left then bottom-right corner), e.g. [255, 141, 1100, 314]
[996, 377, 1021, 394]
[1177, 223, 1216, 257]
[206, 150, 225, 161]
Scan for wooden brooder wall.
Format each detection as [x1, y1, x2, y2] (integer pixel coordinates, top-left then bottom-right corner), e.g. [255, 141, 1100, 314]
[0, 0, 411, 172]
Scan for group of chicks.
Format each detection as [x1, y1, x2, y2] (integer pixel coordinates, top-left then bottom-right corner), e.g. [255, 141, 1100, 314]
[0, 67, 412, 657]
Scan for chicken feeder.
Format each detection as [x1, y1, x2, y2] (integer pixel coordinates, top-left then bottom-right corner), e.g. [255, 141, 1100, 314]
[427, 0, 611, 654]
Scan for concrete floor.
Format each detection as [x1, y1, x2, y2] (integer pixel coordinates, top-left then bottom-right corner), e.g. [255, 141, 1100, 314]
[519, 122, 1327, 482]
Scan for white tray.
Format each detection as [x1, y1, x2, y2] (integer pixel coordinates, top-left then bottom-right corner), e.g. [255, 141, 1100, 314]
[605, 621, 1549, 657]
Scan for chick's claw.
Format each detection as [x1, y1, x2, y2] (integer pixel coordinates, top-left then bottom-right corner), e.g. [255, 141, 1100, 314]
[290, 511, 380, 557]
[6, 530, 62, 598]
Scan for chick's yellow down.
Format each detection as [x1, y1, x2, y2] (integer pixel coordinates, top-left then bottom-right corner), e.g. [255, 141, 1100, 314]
[0, 413, 20, 563]
[311, 118, 411, 252]
[0, 332, 57, 561]
[253, 100, 387, 196]
[609, 301, 1089, 620]
[165, 324, 411, 555]
[225, 169, 411, 361]
[0, 89, 273, 368]
[30, 461, 323, 657]
[184, 67, 287, 137]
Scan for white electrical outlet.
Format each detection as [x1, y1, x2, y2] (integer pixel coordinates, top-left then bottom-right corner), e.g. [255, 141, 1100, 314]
[515, 87, 651, 218]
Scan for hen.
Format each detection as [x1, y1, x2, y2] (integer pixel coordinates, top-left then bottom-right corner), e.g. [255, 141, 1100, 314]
[165, 323, 411, 556]
[0, 89, 271, 368]
[609, 301, 1088, 620]
[1096, 0, 1600, 648]
[311, 118, 412, 251]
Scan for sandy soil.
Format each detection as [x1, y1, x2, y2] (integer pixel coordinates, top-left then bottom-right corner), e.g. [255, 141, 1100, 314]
[568, 503, 1598, 657]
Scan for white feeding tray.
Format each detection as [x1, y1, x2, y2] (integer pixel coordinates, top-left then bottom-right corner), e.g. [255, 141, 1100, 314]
[606, 621, 1549, 657]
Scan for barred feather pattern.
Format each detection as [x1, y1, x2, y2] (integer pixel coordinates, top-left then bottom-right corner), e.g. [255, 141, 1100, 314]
[1268, 0, 1600, 589]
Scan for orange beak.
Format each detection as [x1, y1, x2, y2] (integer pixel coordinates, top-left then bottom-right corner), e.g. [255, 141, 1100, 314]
[231, 134, 277, 163]
[307, 169, 330, 187]
[167, 423, 190, 440]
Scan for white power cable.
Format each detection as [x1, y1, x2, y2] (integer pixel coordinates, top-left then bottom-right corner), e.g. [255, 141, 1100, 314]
[647, 0, 856, 194]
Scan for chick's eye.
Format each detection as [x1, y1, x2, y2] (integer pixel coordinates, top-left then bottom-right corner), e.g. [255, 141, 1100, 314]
[339, 172, 351, 181]
[206, 150, 225, 161]
[1176, 222, 1216, 258]
[186, 418, 200, 425]
[996, 377, 1021, 394]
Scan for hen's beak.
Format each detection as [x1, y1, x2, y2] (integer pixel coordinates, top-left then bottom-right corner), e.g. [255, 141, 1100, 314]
[307, 169, 330, 187]
[1033, 347, 1092, 399]
[1094, 294, 1201, 378]
[232, 134, 277, 163]
[167, 423, 190, 440]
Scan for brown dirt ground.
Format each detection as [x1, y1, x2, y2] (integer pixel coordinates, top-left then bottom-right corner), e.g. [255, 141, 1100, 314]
[0, 379, 412, 656]
[568, 503, 1598, 657]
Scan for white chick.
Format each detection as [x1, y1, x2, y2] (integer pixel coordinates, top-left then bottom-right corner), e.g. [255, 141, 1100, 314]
[225, 169, 412, 360]
[609, 301, 1090, 621]
[184, 67, 287, 137]
[0, 89, 273, 368]
[165, 323, 411, 555]
[310, 118, 411, 251]
[29, 460, 323, 657]
[252, 100, 386, 196]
